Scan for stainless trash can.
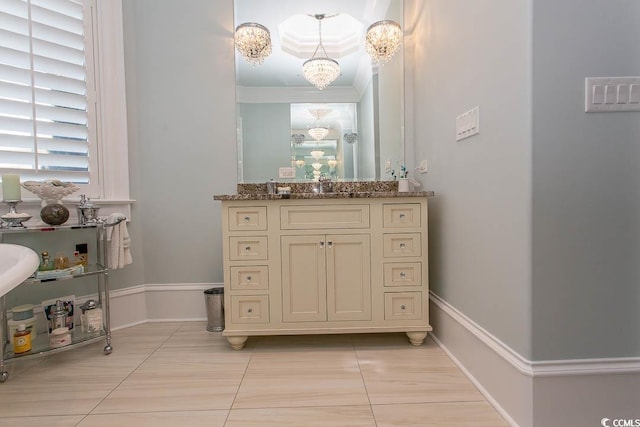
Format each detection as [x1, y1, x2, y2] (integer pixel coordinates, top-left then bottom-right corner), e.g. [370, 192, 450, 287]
[204, 287, 224, 332]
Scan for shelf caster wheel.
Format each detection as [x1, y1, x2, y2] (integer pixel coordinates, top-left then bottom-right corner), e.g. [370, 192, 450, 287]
[0, 371, 8, 383]
[103, 344, 113, 355]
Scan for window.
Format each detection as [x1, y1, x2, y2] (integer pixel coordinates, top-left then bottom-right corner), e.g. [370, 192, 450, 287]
[0, 0, 100, 193]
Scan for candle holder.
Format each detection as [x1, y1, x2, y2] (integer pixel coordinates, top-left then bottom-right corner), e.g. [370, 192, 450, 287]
[1, 200, 32, 228]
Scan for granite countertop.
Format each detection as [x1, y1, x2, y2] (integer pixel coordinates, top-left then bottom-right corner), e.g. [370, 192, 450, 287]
[213, 181, 434, 201]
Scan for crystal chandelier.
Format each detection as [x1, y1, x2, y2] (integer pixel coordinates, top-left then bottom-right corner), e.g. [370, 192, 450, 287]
[308, 127, 329, 141]
[310, 150, 325, 160]
[295, 159, 305, 167]
[302, 14, 340, 90]
[365, 20, 402, 65]
[343, 132, 358, 144]
[308, 110, 329, 141]
[235, 22, 272, 66]
[327, 159, 338, 168]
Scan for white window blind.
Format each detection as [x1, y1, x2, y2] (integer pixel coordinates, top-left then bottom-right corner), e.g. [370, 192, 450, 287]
[0, 0, 95, 184]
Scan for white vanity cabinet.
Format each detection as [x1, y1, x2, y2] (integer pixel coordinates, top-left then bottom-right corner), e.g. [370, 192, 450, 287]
[219, 196, 431, 350]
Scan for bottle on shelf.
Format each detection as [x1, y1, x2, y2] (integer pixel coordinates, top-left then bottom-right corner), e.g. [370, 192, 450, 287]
[13, 324, 31, 355]
[39, 251, 53, 271]
[49, 300, 68, 333]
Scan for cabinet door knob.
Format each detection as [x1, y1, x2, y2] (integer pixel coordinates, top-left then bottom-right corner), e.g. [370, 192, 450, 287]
[319, 241, 325, 248]
[327, 241, 333, 248]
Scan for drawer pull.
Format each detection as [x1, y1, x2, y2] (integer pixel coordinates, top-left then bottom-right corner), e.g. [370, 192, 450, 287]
[399, 213, 406, 219]
[245, 246, 251, 252]
[400, 305, 406, 311]
[400, 272, 406, 278]
[246, 275, 252, 281]
[247, 308, 253, 314]
[399, 243, 406, 249]
[243, 216, 250, 222]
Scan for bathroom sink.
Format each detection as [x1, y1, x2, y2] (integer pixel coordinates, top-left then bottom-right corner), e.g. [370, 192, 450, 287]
[0, 244, 39, 297]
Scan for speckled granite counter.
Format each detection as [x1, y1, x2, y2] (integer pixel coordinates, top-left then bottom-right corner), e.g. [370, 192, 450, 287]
[213, 181, 434, 201]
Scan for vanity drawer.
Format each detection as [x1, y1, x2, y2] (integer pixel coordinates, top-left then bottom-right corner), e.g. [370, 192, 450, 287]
[229, 266, 269, 291]
[383, 262, 422, 287]
[384, 292, 423, 320]
[229, 236, 268, 260]
[228, 206, 267, 231]
[230, 295, 270, 323]
[280, 205, 370, 230]
[383, 233, 422, 258]
[383, 203, 421, 228]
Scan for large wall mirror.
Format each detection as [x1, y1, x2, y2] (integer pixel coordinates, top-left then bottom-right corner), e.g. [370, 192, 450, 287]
[234, 0, 405, 183]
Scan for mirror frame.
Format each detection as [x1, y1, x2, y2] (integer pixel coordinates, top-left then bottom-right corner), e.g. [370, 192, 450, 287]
[234, 0, 406, 183]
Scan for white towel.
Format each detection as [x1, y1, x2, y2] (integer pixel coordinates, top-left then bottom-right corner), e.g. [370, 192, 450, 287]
[105, 213, 132, 269]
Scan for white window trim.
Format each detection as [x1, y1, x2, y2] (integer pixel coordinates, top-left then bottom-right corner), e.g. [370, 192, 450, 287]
[7, 0, 132, 222]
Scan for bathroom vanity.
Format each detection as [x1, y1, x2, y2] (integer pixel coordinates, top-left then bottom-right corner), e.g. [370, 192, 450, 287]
[214, 182, 433, 350]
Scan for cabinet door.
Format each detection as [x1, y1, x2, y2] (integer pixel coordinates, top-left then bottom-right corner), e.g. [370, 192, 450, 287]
[281, 235, 327, 322]
[326, 234, 371, 321]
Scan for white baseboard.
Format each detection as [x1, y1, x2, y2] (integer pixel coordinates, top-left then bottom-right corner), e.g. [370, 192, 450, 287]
[429, 291, 640, 427]
[90, 282, 220, 330]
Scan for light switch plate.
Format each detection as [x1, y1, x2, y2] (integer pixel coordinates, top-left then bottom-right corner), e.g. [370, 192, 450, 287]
[418, 160, 428, 173]
[585, 77, 640, 112]
[279, 167, 295, 178]
[456, 107, 480, 141]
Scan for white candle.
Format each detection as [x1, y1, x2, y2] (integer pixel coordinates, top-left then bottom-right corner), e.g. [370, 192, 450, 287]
[2, 174, 21, 201]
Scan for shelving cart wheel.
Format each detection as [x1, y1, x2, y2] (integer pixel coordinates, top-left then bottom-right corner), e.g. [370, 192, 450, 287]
[103, 344, 113, 355]
[0, 371, 8, 383]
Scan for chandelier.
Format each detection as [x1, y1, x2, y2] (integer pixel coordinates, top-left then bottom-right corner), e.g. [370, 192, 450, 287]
[302, 14, 340, 90]
[365, 20, 402, 65]
[308, 127, 329, 141]
[308, 110, 329, 141]
[310, 150, 325, 160]
[343, 132, 358, 144]
[235, 22, 272, 66]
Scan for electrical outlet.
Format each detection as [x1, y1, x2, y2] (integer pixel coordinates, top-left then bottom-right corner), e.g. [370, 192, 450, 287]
[418, 160, 428, 173]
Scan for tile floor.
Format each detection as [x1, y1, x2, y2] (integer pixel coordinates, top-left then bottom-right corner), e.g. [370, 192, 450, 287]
[0, 322, 509, 426]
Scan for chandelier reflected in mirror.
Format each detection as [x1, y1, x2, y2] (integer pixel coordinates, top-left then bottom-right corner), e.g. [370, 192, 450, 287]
[235, 22, 272, 66]
[365, 20, 402, 65]
[308, 109, 329, 141]
[302, 14, 340, 90]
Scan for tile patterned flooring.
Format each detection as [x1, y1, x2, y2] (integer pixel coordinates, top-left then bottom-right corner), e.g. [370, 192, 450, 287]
[0, 322, 509, 426]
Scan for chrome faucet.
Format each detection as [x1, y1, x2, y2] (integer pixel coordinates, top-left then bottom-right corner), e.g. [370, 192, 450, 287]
[314, 176, 333, 194]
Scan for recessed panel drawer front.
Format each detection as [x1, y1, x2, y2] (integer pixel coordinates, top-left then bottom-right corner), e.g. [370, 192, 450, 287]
[229, 236, 268, 260]
[231, 295, 269, 323]
[383, 262, 422, 287]
[229, 266, 269, 291]
[280, 205, 370, 229]
[383, 233, 422, 258]
[384, 292, 423, 320]
[228, 206, 267, 231]
[383, 204, 421, 228]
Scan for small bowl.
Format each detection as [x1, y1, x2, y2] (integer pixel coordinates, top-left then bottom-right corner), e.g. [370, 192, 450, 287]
[1, 214, 32, 228]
